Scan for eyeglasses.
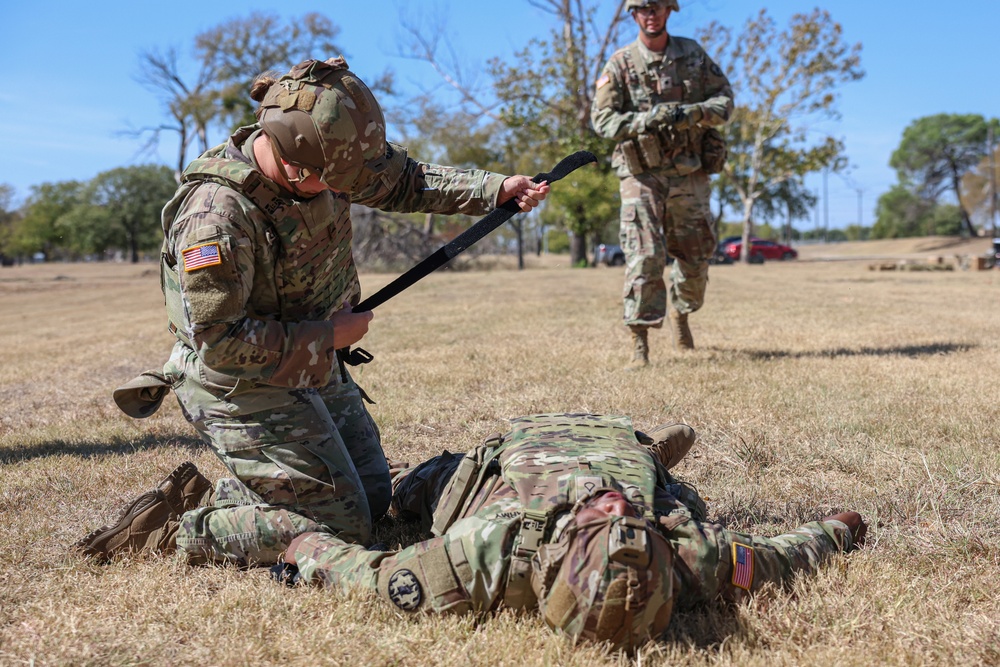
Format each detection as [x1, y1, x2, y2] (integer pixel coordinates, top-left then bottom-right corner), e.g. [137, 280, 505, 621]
[634, 5, 667, 18]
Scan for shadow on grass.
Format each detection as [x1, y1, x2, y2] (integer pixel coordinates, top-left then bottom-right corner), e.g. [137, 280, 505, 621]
[0, 433, 206, 464]
[726, 341, 974, 362]
[662, 606, 744, 651]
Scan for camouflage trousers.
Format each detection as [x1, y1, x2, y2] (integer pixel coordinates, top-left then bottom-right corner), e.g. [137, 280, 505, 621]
[619, 170, 717, 327]
[164, 342, 390, 564]
[668, 518, 853, 608]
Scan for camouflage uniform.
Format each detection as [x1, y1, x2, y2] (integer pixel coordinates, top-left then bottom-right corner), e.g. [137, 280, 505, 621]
[158, 125, 509, 562]
[591, 35, 733, 329]
[291, 414, 855, 627]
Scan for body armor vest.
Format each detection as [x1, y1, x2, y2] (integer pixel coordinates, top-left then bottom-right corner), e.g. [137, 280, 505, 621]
[160, 127, 360, 344]
[615, 39, 705, 176]
[430, 413, 666, 610]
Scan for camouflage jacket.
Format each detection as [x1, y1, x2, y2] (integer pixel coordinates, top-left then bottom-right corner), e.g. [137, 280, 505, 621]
[591, 36, 733, 177]
[292, 414, 705, 615]
[160, 125, 507, 389]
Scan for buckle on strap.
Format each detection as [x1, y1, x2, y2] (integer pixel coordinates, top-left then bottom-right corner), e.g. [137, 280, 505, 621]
[513, 509, 549, 559]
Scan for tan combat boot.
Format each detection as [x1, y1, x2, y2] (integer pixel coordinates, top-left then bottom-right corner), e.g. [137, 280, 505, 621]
[73, 461, 212, 561]
[645, 423, 696, 470]
[670, 310, 694, 350]
[625, 326, 650, 370]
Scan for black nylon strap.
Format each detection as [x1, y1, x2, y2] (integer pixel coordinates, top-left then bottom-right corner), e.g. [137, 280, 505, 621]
[353, 150, 597, 313]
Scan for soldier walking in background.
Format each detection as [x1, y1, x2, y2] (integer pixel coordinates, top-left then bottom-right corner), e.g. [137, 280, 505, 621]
[591, 0, 733, 368]
[75, 57, 549, 563]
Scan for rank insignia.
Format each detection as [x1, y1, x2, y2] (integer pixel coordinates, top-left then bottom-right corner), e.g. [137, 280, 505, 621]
[732, 542, 754, 591]
[387, 569, 423, 611]
[182, 242, 222, 272]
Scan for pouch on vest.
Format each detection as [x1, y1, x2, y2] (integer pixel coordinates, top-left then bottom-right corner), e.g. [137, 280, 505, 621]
[113, 370, 172, 419]
[700, 127, 727, 174]
[430, 436, 501, 537]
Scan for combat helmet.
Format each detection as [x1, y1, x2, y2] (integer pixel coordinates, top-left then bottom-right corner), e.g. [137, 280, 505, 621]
[256, 57, 388, 192]
[531, 493, 675, 652]
[625, 0, 680, 11]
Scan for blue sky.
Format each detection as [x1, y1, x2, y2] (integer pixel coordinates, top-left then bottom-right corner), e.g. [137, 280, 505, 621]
[1, 0, 997, 230]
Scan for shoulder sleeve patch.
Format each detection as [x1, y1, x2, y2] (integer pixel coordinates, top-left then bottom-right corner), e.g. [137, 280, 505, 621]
[182, 242, 223, 272]
[731, 542, 754, 591]
[387, 568, 423, 611]
[595, 74, 611, 90]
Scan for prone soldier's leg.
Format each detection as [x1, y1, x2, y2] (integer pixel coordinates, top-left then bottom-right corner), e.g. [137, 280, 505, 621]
[663, 172, 716, 315]
[390, 452, 465, 530]
[620, 174, 670, 328]
[667, 518, 855, 609]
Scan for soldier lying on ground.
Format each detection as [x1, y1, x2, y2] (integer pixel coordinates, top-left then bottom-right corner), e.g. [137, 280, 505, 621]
[72, 414, 864, 651]
[280, 414, 866, 651]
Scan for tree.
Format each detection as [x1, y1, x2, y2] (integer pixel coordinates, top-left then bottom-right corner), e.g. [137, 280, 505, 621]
[66, 166, 178, 262]
[0, 184, 21, 264]
[402, 1, 630, 266]
[961, 142, 1000, 238]
[129, 47, 216, 182]
[871, 184, 961, 239]
[14, 181, 86, 259]
[890, 114, 999, 238]
[194, 12, 346, 131]
[133, 13, 347, 178]
[698, 9, 864, 263]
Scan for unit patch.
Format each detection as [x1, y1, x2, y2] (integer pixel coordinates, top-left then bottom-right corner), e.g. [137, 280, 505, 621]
[731, 542, 754, 591]
[387, 569, 423, 611]
[182, 242, 223, 272]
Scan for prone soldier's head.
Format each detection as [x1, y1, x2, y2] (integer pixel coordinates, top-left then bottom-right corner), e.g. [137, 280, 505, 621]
[254, 58, 388, 193]
[531, 490, 675, 652]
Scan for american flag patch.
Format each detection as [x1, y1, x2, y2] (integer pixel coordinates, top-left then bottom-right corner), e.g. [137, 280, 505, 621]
[182, 242, 222, 272]
[732, 542, 754, 591]
[595, 74, 610, 89]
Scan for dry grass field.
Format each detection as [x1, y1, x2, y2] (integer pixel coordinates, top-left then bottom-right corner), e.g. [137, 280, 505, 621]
[1, 240, 998, 666]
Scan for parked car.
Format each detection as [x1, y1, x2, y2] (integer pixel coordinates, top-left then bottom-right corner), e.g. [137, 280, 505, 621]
[722, 238, 798, 263]
[595, 243, 626, 266]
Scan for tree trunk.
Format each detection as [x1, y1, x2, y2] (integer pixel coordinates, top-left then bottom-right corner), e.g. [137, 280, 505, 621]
[514, 219, 524, 270]
[570, 231, 588, 267]
[740, 198, 756, 264]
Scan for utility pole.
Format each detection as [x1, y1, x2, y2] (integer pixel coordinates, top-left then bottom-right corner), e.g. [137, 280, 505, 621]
[823, 168, 829, 243]
[989, 125, 998, 239]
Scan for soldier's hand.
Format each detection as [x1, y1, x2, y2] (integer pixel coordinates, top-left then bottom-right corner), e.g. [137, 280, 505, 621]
[671, 104, 704, 131]
[645, 103, 679, 131]
[499, 176, 550, 213]
[332, 308, 374, 349]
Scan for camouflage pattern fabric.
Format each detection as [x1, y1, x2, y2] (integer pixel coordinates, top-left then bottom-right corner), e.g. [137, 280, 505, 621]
[159, 124, 509, 562]
[291, 414, 854, 646]
[591, 37, 733, 325]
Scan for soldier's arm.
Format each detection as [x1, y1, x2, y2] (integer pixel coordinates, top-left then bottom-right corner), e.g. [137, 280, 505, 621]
[169, 188, 340, 388]
[694, 51, 734, 128]
[352, 142, 508, 217]
[290, 515, 511, 614]
[590, 62, 655, 141]
[667, 516, 857, 610]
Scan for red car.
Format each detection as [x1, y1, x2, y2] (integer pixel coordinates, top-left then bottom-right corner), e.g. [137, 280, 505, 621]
[723, 238, 798, 263]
